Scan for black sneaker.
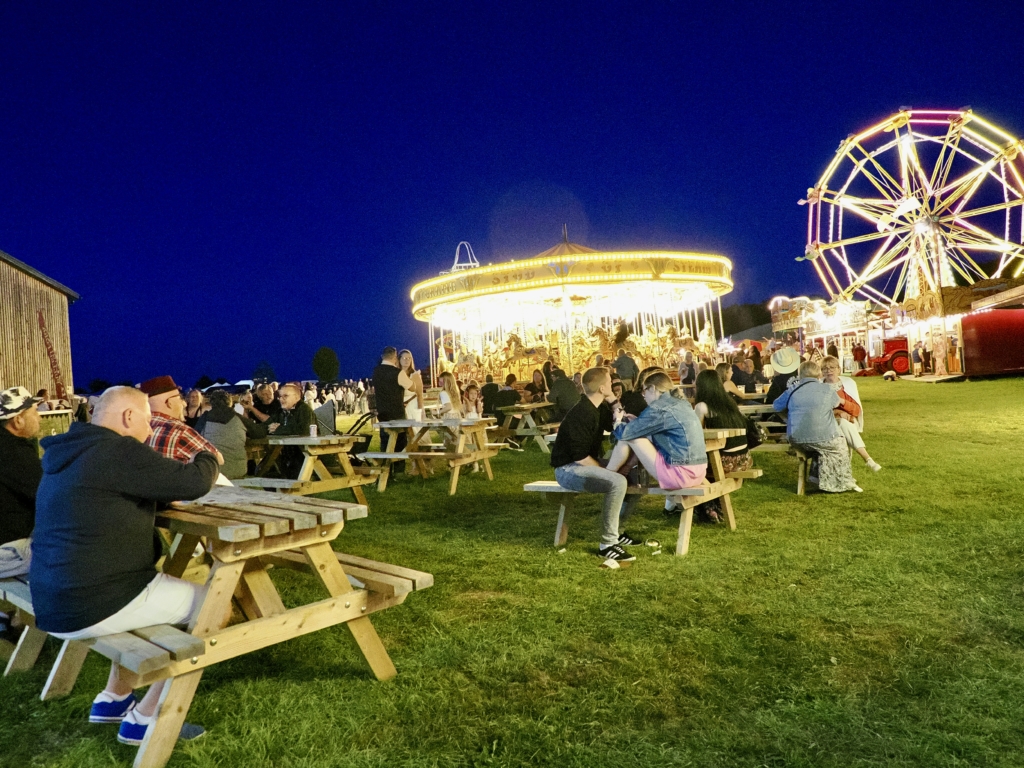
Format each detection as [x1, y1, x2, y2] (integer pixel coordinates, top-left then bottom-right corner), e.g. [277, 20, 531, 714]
[617, 532, 642, 546]
[598, 544, 636, 562]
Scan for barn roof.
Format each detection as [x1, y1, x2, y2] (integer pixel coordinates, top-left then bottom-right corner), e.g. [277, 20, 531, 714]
[0, 249, 80, 302]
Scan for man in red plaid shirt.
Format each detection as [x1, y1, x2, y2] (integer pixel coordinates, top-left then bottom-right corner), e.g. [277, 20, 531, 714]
[138, 377, 224, 466]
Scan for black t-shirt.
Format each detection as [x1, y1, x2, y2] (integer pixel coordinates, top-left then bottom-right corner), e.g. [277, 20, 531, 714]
[252, 398, 282, 420]
[373, 363, 405, 421]
[550, 396, 613, 468]
[480, 382, 500, 415]
[619, 391, 647, 418]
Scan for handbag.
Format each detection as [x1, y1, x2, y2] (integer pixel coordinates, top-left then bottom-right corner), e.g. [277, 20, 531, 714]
[745, 416, 762, 450]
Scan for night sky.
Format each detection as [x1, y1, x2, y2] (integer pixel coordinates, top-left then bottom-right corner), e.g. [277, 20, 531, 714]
[2, 1, 1022, 387]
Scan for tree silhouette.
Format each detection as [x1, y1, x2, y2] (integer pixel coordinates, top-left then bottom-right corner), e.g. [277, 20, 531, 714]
[253, 360, 276, 382]
[312, 346, 340, 382]
[88, 379, 112, 393]
[194, 375, 214, 390]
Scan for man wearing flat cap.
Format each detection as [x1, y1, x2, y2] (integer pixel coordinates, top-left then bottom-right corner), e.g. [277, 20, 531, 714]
[0, 386, 43, 578]
[138, 376, 223, 467]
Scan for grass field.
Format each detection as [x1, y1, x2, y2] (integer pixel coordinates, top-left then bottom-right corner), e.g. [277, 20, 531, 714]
[2, 377, 1024, 767]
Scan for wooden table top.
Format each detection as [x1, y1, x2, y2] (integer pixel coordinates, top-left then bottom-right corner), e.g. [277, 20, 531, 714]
[497, 401, 551, 413]
[266, 433, 361, 446]
[377, 417, 496, 429]
[163, 486, 367, 544]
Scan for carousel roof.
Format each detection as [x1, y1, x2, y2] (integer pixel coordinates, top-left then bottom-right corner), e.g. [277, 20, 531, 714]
[410, 239, 733, 326]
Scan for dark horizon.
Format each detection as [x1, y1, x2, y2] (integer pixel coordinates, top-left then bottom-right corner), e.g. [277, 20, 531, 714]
[2, 1, 1022, 387]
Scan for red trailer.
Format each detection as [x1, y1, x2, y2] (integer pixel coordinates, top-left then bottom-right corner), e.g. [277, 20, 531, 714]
[961, 309, 1024, 376]
[872, 337, 910, 375]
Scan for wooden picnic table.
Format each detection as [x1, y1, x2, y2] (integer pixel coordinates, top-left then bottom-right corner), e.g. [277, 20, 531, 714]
[738, 403, 775, 416]
[238, 434, 380, 504]
[495, 401, 557, 453]
[117, 486, 428, 768]
[738, 390, 769, 401]
[363, 417, 500, 495]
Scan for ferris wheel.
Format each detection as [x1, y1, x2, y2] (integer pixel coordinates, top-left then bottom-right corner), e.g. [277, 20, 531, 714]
[801, 108, 1024, 304]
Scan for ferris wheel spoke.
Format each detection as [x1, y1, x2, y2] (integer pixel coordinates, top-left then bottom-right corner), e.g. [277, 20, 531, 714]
[859, 238, 912, 284]
[929, 119, 966, 191]
[937, 197, 1024, 224]
[945, 217, 1024, 255]
[934, 155, 1003, 215]
[848, 142, 905, 200]
[820, 224, 913, 250]
[943, 244, 989, 283]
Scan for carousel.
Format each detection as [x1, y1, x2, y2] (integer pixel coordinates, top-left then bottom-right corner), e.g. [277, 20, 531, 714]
[410, 237, 734, 383]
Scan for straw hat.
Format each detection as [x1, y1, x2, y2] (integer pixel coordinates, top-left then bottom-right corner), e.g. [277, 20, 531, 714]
[770, 347, 801, 374]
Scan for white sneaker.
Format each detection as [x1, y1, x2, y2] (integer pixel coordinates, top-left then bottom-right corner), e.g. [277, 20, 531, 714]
[852, 485, 864, 493]
[866, 460, 882, 472]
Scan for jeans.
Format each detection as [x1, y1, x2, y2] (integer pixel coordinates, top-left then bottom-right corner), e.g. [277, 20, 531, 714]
[554, 463, 639, 547]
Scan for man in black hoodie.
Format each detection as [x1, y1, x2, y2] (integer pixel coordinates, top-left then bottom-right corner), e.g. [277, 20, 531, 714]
[31, 386, 217, 746]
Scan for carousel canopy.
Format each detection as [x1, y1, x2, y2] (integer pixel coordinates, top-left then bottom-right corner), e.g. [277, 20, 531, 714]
[410, 240, 733, 329]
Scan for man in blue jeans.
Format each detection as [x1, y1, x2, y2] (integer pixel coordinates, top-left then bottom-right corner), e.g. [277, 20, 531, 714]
[549, 367, 640, 561]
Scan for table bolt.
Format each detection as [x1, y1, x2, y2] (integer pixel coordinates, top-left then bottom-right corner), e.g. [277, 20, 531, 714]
[191, 657, 198, 665]
[233, 548, 242, 556]
[345, 601, 350, 608]
[320, 530, 327, 536]
[209, 638, 217, 646]
[361, 606, 366, 613]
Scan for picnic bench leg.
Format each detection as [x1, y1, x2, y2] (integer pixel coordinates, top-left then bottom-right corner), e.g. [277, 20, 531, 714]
[303, 542, 397, 681]
[256, 445, 283, 477]
[133, 670, 204, 768]
[3, 619, 47, 675]
[708, 451, 737, 531]
[546, 493, 573, 547]
[796, 454, 807, 496]
[162, 533, 202, 578]
[376, 461, 391, 492]
[351, 484, 369, 506]
[134, 559, 246, 768]
[674, 507, 694, 556]
[235, 560, 287, 619]
[41, 640, 90, 700]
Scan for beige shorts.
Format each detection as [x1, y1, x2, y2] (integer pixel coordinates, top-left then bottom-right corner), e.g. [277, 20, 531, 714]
[50, 573, 202, 641]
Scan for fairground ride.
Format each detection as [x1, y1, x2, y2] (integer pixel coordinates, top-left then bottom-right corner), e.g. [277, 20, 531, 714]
[410, 239, 734, 383]
[795, 108, 1024, 375]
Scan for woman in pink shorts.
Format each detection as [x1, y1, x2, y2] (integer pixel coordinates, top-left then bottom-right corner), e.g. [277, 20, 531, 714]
[606, 372, 708, 504]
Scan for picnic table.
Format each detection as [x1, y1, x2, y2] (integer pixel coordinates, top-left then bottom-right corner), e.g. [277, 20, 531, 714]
[237, 434, 380, 504]
[525, 427, 761, 555]
[39, 486, 431, 768]
[494, 401, 558, 453]
[738, 403, 775, 417]
[738, 390, 769, 401]
[360, 417, 501, 495]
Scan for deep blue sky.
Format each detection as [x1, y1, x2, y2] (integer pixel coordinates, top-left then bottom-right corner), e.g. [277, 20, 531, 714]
[2, 1, 1022, 386]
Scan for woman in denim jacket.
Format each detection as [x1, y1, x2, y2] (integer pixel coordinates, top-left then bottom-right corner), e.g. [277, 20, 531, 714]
[606, 372, 707, 491]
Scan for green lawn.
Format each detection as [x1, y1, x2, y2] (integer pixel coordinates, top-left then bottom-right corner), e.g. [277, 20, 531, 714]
[3, 378, 1024, 767]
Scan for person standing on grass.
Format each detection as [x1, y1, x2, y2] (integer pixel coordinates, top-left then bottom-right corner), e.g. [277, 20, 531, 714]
[30, 386, 216, 746]
[550, 367, 641, 562]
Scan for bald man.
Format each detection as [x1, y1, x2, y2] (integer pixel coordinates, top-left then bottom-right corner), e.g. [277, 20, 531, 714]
[30, 386, 217, 745]
[266, 383, 315, 477]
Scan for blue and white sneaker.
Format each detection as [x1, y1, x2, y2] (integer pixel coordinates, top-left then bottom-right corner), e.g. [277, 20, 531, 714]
[117, 709, 206, 746]
[89, 691, 136, 724]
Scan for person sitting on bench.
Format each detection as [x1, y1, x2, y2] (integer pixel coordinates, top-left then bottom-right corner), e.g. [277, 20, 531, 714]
[30, 386, 218, 746]
[605, 371, 708, 516]
[549, 367, 640, 562]
[773, 360, 860, 493]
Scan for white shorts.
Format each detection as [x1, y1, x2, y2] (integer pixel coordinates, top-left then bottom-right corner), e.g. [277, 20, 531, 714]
[50, 573, 203, 641]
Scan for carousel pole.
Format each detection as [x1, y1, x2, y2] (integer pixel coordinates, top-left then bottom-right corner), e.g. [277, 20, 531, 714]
[717, 296, 725, 342]
[429, 321, 436, 385]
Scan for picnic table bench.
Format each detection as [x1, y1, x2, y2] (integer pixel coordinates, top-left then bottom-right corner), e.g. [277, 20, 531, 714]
[493, 401, 559, 453]
[5, 487, 431, 768]
[524, 428, 762, 555]
[360, 417, 501, 495]
[237, 434, 381, 505]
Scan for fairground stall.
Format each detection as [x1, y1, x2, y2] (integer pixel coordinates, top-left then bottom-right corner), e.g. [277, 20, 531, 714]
[410, 239, 734, 383]
[790, 108, 1024, 376]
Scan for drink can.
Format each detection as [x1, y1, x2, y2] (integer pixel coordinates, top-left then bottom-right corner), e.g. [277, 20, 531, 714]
[309, 424, 318, 437]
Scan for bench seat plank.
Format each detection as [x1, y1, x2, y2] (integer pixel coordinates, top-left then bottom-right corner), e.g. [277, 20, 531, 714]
[263, 551, 413, 597]
[0, 577, 33, 613]
[177, 504, 291, 536]
[524, 480, 705, 497]
[89, 633, 171, 676]
[131, 625, 206, 661]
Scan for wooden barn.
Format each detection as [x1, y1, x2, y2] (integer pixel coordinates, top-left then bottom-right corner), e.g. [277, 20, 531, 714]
[0, 249, 79, 399]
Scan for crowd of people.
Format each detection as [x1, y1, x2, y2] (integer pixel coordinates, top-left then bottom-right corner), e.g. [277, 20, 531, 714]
[0, 336, 886, 748]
